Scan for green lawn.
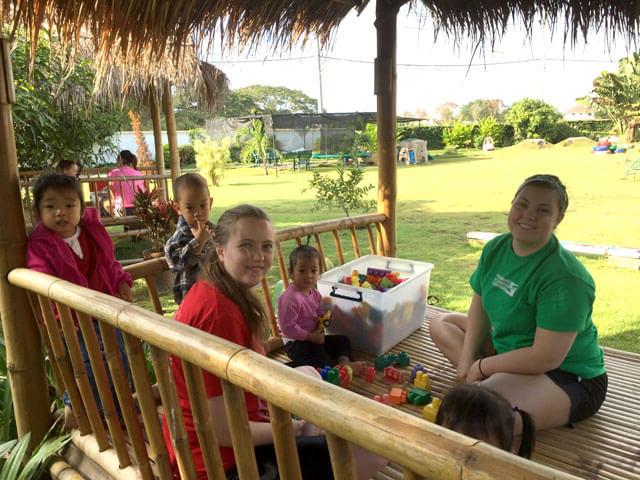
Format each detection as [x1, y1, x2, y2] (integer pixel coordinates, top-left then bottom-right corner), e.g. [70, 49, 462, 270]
[129, 145, 640, 353]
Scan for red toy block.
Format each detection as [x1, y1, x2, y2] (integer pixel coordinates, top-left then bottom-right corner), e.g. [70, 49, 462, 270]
[363, 366, 376, 383]
[383, 366, 406, 384]
[389, 387, 407, 405]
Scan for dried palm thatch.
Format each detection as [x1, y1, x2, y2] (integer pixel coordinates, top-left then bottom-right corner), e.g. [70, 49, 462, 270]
[1, 0, 639, 73]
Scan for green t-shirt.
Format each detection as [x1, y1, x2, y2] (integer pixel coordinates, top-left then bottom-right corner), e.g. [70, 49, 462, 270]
[470, 233, 605, 379]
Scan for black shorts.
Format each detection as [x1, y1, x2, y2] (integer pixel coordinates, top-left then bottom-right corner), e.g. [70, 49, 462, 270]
[545, 369, 608, 424]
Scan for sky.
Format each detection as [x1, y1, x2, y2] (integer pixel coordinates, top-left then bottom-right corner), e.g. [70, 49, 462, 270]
[205, 4, 637, 118]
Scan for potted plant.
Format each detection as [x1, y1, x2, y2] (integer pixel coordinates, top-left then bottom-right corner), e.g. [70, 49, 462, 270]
[133, 188, 178, 256]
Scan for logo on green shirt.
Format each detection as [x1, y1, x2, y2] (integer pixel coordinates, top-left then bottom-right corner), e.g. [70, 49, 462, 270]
[492, 273, 518, 297]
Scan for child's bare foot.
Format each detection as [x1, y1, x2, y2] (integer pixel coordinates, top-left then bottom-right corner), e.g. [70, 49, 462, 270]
[63, 405, 78, 432]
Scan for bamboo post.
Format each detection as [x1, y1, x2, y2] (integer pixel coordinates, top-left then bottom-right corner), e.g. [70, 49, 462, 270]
[36, 296, 91, 435]
[149, 86, 166, 199]
[325, 432, 357, 479]
[0, 37, 50, 449]
[150, 345, 197, 480]
[276, 241, 289, 289]
[221, 379, 260, 480]
[332, 230, 345, 265]
[261, 277, 279, 337]
[267, 403, 302, 480]
[144, 275, 164, 315]
[375, 0, 401, 257]
[366, 225, 377, 255]
[98, 322, 154, 478]
[75, 312, 130, 465]
[374, 222, 385, 255]
[349, 226, 361, 258]
[122, 333, 173, 480]
[182, 361, 227, 479]
[404, 470, 422, 480]
[162, 80, 180, 181]
[313, 233, 327, 272]
[56, 303, 111, 450]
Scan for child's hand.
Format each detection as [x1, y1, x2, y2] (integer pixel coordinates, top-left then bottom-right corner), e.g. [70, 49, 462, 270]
[191, 220, 213, 247]
[307, 331, 325, 344]
[118, 283, 133, 302]
[292, 419, 306, 437]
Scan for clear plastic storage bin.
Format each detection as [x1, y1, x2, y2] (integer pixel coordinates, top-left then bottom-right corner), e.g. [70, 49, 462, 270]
[317, 255, 433, 355]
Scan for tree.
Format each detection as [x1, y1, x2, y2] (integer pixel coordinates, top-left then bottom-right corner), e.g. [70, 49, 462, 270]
[458, 99, 506, 122]
[584, 53, 640, 137]
[435, 102, 458, 124]
[11, 33, 122, 170]
[222, 85, 317, 116]
[503, 98, 562, 142]
[306, 164, 376, 217]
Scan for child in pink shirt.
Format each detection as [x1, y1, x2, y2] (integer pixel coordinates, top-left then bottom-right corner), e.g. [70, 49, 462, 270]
[278, 245, 363, 371]
[108, 150, 146, 215]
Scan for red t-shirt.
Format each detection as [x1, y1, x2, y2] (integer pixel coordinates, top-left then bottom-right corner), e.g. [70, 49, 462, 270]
[162, 280, 267, 478]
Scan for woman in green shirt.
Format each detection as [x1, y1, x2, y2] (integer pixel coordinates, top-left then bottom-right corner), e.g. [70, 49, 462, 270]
[431, 174, 607, 435]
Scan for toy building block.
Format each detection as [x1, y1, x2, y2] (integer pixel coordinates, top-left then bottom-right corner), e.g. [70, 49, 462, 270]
[351, 270, 360, 286]
[383, 366, 406, 384]
[388, 387, 407, 405]
[422, 398, 441, 423]
[414, 371, 430, 391]
[326, 368, 341, 386]
[361, 281, 374, 289]
[396, 351, 410, 367]
[379, 277, 395, 290]
[363, 366, 376, 383]
[407, 387, 431, 406]
[343, 275, 352, 285]
[409, 363, 427, 383]
[319, 366, 332, 380]
[374, 354, 392, 370]
[366, 267, 391, 277]
[374, 394, 391, 405]
[339, 368, 351, 387]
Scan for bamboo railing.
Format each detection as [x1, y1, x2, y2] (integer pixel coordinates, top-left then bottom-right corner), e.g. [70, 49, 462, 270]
[8, 266, 579, 480]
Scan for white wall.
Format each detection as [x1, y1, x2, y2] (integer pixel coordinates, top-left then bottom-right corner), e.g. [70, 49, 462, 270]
[115, 131, 191, 159]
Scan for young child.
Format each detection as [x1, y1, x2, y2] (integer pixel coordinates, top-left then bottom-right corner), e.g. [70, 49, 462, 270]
[56, 159, 81, 178]
[163, 205, 385, 479]
[25, 173, 132, 425]
[277, 245, 363, 371]
[436, 384, 536, 458]
[164, 172, 214, 304]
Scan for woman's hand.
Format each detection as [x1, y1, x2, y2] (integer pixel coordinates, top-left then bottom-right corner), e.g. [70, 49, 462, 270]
[455, 359, 472, 384]
[465, 359, 487, 383]
[118, 282, 133, 302]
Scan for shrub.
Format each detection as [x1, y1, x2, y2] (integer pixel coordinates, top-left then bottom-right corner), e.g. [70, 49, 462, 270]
[504, 98, 562, 143]
[194, 136, 231, 187]
[397, 125, 447, 149]
[443, 122, 475, 149]
[162, 144, 197, 167]
[306, 164, 376, 217]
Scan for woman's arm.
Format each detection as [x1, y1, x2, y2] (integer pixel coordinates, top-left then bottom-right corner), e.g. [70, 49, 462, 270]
[207, 396, 304, 447]
[457, 293, 491, 382]
[466, 328, 577, 382]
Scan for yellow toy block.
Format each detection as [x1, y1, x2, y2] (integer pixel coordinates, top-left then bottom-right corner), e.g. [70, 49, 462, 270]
[422, 397, 441, 423]
[414, 371, 430, 391]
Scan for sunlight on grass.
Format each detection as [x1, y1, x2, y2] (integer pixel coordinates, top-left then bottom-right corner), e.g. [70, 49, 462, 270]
[130, 151, 639, 352]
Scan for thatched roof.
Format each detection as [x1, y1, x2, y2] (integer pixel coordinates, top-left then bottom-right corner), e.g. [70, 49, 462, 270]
[1, 1, 639, 72]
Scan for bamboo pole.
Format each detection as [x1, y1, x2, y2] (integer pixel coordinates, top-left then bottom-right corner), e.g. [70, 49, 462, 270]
[366, 225, 377, 255]
[150, 345, 197, 480]
[144, 275, 164, 315]
[374, 222, 385, 256]
[261, 277, 279, 337]
[332, 230, 345, 265]
[267, 403, 302, 480]
[123, 257, 168, 280]
[349, 226, 361, 258]
[294, 237, 302, 246]
[162, 80, 180, 181]
[276, 241, 289, 289]
[56, 303, 110, 450]
[325, 432, 357, 480]
[0, 37, 50, 449]
[314, 233, 327, 271]
[149, 85, 166, 199]
[221, 379, 260, 480]
[98, 322, 154, 478]
[37, 296, 91, 434]
[276, 213, 386, 242]
[403, 469, 421, 480]
[375, 0, 400, 256]
[122, 333, 173, 480]
[182, 361, 227, 479]
[75, 311, 130, 465]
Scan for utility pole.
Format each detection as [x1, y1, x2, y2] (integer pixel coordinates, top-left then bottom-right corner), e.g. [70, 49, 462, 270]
[316, 39, 324, 113]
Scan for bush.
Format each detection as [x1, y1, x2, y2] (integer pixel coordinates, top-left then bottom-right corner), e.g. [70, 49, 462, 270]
[443, 122, 475, 149]
[162, 144, 197, 167]
[504, 98, 562, 143]
[305, 164, 376, 217]
[194, 136, 231, 187]
[397, 125, 447, 149]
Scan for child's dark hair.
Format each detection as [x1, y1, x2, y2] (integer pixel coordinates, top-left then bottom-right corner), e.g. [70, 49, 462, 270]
[201, 204, 271, 342]
[118, 150, 138, 168]
[32, 173, 85, 217]
[436, 384, 535, 458]
[173, 172, 210, 202]
[56, 159, 82, 176]
[288, 245, 322, 274]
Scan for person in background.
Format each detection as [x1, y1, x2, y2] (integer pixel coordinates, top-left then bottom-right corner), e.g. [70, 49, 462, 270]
[164, 172, 214, 304]
[108, 150, 146, 216]
[56, 159, 81, 178]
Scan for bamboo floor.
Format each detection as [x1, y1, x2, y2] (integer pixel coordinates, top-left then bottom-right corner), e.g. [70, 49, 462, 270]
[271, 305, 640, 480]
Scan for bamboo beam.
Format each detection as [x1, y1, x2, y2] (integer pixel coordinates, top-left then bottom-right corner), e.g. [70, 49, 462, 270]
[276, 213, 386, 241]
[221, 379, 260, 480]
[149, 85, 166, 199]
[150, 346, 197, 480]
[163, 80, 180, 181]
[182, 361, 227, 479]
[123, 257, 168, 280]
[276, 241, 289, 289]
[122, 333, 173, 480]
[261, 277, 279, 337]
[375, 0, 401, 256]
[326, 432, 357, 480]
[267, 403, 302, 480]
[0, 37, 50, 449]
[332, 230, 346, 265]
[403, 469, 421, 480]
[349, 226, 361, 258]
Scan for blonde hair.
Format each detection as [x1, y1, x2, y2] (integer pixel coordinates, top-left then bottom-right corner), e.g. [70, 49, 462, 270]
[201, 204, 271, 342]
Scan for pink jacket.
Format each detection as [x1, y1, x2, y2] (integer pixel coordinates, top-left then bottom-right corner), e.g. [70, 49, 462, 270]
[108, 166, 146, 208]
[26, 208, 131, 296]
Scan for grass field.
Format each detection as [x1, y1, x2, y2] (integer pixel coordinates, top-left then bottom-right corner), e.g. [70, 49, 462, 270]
[126, 144, 640, 353]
